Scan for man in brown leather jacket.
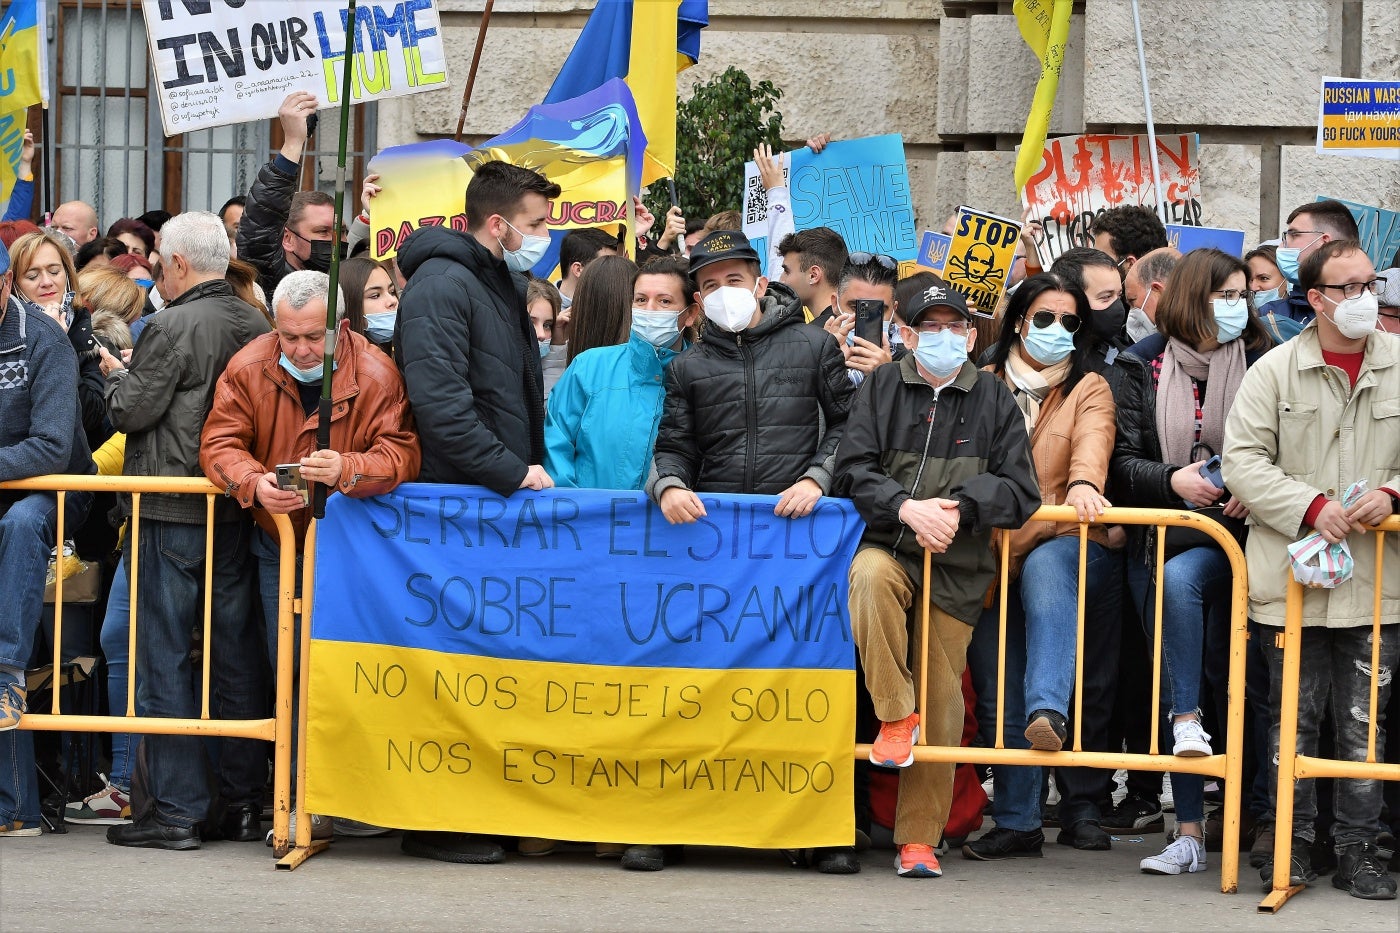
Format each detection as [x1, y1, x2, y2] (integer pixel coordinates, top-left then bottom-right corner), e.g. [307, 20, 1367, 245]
[200, 270, 419, 839]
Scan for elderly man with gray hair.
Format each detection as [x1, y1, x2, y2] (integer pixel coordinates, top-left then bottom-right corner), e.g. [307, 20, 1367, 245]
[100, 210, 271, 851]
[200, 271, 419, 841]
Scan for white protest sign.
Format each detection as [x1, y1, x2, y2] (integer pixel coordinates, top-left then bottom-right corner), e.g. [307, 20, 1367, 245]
[142, 0, 448, 136]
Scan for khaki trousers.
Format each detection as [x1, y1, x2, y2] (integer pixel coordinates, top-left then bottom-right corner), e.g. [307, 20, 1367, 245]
[849, 546, 973, 845]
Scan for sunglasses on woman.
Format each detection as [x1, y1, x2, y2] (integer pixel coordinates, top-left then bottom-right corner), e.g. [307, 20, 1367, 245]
[1029, 309, 1081, 333]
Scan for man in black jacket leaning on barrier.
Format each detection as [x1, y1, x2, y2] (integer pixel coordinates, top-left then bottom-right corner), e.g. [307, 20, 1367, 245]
[394, 158, 562, 865]
[835, 283, 1039, 880]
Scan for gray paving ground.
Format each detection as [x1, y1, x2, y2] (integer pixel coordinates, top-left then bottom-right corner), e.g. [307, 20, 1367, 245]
[2, 824, 1398, 931]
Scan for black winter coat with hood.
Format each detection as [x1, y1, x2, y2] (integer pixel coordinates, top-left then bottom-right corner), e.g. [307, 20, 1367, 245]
[395, 225, 544, 495]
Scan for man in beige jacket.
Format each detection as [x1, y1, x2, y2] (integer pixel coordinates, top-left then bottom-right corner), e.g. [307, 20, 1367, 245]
[1224, 239, 1400, 901]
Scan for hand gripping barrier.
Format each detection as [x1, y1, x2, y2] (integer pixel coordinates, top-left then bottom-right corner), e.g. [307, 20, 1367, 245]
[1259, 515, 1400, 913]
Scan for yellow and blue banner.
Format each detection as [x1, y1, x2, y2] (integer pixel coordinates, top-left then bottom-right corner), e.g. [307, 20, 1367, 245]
[546, 0, 708, 185]
[305, 486, 862, 847]
[0, 0, 46, 206]
[367, 78, 646, 263]
[1012, 0, 1072, 194]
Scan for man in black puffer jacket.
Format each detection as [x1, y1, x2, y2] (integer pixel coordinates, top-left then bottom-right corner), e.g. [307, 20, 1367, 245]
[647, 230, 854, 520]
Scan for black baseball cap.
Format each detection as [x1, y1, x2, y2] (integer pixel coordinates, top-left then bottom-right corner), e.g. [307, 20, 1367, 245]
[904, 283, 971, 324]
[688, 230, 762, 274]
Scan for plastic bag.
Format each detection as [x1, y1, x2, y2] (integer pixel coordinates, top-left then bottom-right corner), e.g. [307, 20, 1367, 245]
[1287, 480, 1367, 589]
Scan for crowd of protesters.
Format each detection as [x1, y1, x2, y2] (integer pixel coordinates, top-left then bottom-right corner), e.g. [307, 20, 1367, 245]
[1, 92, 1398, 901]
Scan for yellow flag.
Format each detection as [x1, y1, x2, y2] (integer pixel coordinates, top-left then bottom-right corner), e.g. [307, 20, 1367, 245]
[626, 0, 681, 185]
[1013, 0, 1073, 194]
[1013, 0, 1053, 61]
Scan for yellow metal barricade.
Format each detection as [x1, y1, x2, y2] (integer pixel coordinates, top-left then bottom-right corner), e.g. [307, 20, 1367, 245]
[1260, 514, 1400, 913]
[1, 475, 301, 864]
[853, 505, 1251, 895]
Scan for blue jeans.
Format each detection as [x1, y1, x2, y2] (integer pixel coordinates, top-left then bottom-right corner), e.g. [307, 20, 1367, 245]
[969, 536, 1113, 831]
[99, 553, 139, 793]
[251, 528, 301, 781]
[0, 494, 59, 827]
[134, 518, 264, 827]
[0, 491, 89, 827]
[1128, 545, 1232, 826]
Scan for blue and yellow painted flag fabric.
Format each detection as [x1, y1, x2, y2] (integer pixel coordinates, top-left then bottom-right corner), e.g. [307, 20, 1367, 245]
[367, 78, 645, 262]
[305, 486, 863, 847]
[546, 0, 708, 185]
[0, 0, 45, 114]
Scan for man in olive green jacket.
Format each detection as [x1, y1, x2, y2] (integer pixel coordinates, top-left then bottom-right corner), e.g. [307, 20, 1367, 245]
[1223, 239, 1400, 901]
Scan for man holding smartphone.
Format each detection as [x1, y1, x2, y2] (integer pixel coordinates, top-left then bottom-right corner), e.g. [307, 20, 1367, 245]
[200, 270, 420, 843]
[833, 252, 900, 385]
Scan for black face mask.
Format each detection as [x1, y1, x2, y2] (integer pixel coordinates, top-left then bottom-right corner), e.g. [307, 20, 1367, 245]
[1092, 298, 1127, 341]
[304, 238, 346, 273]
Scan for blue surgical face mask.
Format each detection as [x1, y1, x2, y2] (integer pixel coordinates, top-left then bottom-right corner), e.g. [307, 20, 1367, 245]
[538, 339, 551, 359]
[1213, 296, 1249, 344]
[887, 320, 903, 347]
[912, 328, 968, 377]
[1022, 320, 1075, 365]
[631, 309, 682, 348]
[133, 277, 155, 290]
[364, 311, 396, 343]
[1276, 235, 1322, 286]
[1251, 284, 1281, 308]
[500, 220, 551, 273]
[279, 353, 324, 384]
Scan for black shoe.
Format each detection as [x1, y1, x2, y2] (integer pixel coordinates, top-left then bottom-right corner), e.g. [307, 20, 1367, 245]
[1024, 709, 1068, 752]
[401, 830, 504, 864]
[962, 826, 1044, 861]
[217, 802, 262, 843]
[1333, 841, 1398, 900]
[1258, 836, 1317, 892]
[1102, 794, 1164, 834]
[621, 844, 667, 872]
[106, 817, 200, 851]
[1248, 821, 1275, 869]
[1058, 820, 1111, 851]
[812, 846, 861, 874]
[1202, 807, 1254, 854]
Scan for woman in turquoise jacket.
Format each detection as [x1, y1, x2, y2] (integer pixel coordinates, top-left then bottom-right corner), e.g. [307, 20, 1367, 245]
[545, 257, 699, 490]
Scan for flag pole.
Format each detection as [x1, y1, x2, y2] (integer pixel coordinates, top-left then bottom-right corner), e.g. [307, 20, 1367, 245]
[313, 0, 357, 521]
[1130, 0, 1166, 219]
[454, 0, 495, 142]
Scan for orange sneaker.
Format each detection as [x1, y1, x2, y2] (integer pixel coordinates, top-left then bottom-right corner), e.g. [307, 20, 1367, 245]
[897, 843, 942, 877]
[870, 712, 920, 768]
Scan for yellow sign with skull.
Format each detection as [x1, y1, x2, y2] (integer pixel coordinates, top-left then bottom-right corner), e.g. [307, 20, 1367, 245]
[945, 207, 1021, 316]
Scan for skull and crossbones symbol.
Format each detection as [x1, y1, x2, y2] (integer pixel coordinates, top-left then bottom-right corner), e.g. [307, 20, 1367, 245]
[947, 242, 1005, 287]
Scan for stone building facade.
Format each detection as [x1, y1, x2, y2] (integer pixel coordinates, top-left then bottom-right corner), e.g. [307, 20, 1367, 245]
[379, 0, 1400, 246]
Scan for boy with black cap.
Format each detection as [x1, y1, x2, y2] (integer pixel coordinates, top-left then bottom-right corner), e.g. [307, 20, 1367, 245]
[647, 230, 854, 522]
[834, 282, 1040, 878]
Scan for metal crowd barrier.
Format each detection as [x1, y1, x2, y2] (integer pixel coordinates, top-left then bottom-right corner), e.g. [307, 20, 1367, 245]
[6, 484, 1263, 887]
[854, 505, 1251, 895]
[2, 475, 302, 860]
[1260, 515, 1400, 913]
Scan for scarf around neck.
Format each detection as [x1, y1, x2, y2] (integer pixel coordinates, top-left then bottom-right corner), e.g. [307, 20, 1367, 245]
[1003, 341, 1072, 433]
[1155, 336, 1246, 467]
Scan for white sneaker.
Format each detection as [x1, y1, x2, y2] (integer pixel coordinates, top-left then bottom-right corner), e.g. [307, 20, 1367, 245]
[1140, 834, 1206, 875]
[1172, 719, 1212, 757]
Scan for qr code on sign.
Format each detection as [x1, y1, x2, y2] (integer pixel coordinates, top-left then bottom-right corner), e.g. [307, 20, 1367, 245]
[745, 174, 770, 226]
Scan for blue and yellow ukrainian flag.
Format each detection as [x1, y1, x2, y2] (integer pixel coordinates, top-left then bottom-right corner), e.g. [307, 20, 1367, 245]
[546, 0, 709, 185]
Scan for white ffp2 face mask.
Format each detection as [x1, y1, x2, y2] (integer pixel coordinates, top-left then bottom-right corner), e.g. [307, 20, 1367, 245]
[702, 281, 760, 333]
[1321, 290, 1380, 339]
